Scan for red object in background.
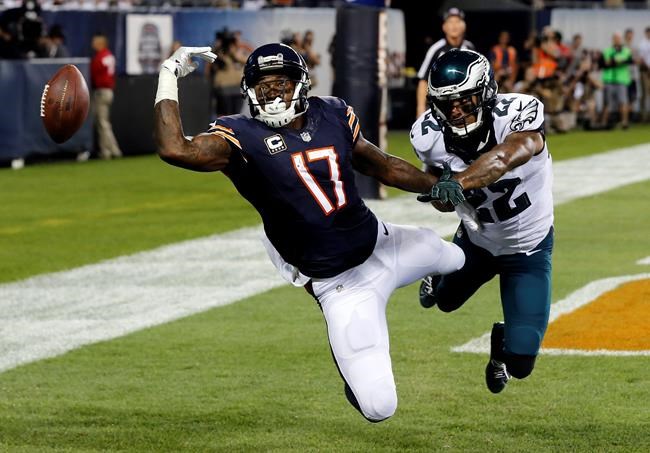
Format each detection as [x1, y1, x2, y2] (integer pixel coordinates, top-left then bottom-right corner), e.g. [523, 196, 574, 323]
[91, 47, 116, 89]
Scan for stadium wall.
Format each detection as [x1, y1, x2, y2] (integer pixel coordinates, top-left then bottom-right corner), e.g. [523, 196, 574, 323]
[3, 8, 404, 159]
[550, 8, 650, 50]
[0, 59, 92, 161]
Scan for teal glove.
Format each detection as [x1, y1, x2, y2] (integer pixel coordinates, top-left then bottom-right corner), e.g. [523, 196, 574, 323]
[417, 162, 465, 206]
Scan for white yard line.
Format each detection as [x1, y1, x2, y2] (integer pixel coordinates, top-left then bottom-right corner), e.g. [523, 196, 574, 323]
[636, 256, 650, 265]
[1, 144, 650, 372]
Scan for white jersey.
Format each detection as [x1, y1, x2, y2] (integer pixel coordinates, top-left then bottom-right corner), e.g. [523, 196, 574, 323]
[410, 93, 554, 256]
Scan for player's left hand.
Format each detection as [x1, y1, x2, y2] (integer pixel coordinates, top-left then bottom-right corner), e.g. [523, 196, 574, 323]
[161, 46, 217, 78]
[417, 162, 465, 206]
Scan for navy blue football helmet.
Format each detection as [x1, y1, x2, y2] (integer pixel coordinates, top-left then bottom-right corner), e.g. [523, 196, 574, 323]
[427, 49, 497, 137]
[241, 43, 310, 128]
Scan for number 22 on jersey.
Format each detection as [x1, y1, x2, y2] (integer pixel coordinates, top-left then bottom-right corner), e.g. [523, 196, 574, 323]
[291, 147, 347, 215]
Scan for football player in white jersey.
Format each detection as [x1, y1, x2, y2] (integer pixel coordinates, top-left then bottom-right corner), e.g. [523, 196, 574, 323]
[411, 49, 554, 394]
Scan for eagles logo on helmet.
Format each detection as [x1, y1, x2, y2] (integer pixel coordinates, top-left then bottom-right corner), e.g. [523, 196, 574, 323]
[241, 43, 311, 128]
[426, 49, 497, 138]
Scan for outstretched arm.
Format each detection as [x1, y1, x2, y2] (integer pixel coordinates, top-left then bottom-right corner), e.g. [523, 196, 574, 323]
[155, 100, 231, 172]
[153, 46, 231, 172]
[417, 131, 544, 207]
[454, 131, 544, 190]
[351, 132, 437, 194]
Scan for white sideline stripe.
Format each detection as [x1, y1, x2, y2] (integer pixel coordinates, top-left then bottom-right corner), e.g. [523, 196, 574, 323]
[1, 144, 650, 373]
[636, 256, 650, 265]
[452, 273, 650, 356]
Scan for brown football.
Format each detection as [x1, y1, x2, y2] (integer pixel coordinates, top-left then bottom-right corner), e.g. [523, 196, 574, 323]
[40, 64, 90, 144]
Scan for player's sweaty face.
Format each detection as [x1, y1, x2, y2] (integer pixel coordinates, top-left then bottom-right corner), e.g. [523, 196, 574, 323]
[255, 75, 296, 106]
[448, 95, 478, 125]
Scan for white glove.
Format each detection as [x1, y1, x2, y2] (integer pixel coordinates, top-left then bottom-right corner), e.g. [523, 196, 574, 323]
[455, 201, 482, 232]
[161, 46, 217, 78]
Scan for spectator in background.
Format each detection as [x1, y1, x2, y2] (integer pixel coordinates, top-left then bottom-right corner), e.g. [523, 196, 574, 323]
[520, 30, 538, 72]
[91, 32, 122, 159]
[600, 32, 632, 129]
[233, 30, 253, 56]
[327, 32, 336, 89]
[624, 28, 639, 118]
[565, 50, 603, 130]
[286, 30, 303, 54]
[566, 33, 585, 76]
[301, 29, 320, 88]
[531, 27, 569, 132]
[553, 31, 572, 74]
[489, 30, 517, 93]
[415, 7, 474, 117]
[0, 22, 22, 58]
[207, 28, 246, 117]
[639, 26, 650, 122]
[0, 0, 47, 57]
[45, 24, 70, 58]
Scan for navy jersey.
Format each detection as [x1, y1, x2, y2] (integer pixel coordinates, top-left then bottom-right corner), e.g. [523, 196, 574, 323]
[208, 96, 378, 278]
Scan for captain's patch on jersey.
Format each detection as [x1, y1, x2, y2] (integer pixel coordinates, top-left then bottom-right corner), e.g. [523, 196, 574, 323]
[509, 99, 540, 132]
[264, 134, 287, 154]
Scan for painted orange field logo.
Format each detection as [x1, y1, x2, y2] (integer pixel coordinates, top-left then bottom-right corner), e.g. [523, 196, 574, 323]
[452, 270, 650, 356]
[543, 278, 650, 352]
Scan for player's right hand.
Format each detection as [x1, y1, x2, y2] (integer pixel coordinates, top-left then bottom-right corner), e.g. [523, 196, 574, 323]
[161, 46, 217, 78]
[417, 162, 465, 206]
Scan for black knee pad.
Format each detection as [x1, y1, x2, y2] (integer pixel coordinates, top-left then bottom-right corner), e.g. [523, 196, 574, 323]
[504, 353, 537, 379]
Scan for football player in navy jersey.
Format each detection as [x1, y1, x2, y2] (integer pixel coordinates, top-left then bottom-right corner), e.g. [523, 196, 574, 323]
[153, 43, 465, 423]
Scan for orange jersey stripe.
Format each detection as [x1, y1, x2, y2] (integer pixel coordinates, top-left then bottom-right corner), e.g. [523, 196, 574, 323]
[348, 112, 356, 128]
[214, 124, 235, 134]
[210, 130, 242, 149]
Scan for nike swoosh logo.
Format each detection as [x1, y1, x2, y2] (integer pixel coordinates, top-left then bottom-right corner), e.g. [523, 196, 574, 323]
[478, 130, 491, 151]
[382, 223, 389, 236]
[525, 249, 542, 256]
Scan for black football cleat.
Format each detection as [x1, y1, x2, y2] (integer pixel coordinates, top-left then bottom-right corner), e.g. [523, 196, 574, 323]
[419, 274, 441, 308]
[485, 322, 511, 394]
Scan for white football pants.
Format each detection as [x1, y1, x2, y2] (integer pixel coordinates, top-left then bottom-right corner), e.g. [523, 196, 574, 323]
[309, 221, 464, 422]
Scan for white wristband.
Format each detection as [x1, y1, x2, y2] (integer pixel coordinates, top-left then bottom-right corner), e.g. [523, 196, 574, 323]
[154, 67, 178, 105]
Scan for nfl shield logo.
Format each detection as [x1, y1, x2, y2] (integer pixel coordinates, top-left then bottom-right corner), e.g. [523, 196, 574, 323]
[300, 131, 312, 142]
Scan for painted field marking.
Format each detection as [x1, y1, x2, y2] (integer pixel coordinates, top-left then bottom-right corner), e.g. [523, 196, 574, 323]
[636, 256, 650, 266]
[1, 144, 650, 373]
[452, 273, 650, 356]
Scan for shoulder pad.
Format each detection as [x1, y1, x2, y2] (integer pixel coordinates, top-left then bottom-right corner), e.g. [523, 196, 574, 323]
[207, 115, 248, 150]
[492, 93, 545, 142]
[314, 96, 361, 144]
[409, 110, 447, 165]
[313, 96, 349, 112]
[410, 111, 442, 152]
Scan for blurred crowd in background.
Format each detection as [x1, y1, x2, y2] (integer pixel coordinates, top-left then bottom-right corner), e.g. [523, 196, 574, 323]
[0, 0, 336, 10]
[490, 25, 650, 131]
[1, 0, 650, 133]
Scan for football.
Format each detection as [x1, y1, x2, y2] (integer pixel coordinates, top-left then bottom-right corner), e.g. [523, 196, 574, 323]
[40, 64, 90, 144]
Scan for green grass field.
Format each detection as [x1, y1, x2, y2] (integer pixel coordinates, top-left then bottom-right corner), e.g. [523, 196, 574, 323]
[1, 126, 649, 451]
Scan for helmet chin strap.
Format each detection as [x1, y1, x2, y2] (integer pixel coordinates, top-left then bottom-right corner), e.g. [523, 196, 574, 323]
[449, 108, 483, 137]
[248, 82, 307, 128]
